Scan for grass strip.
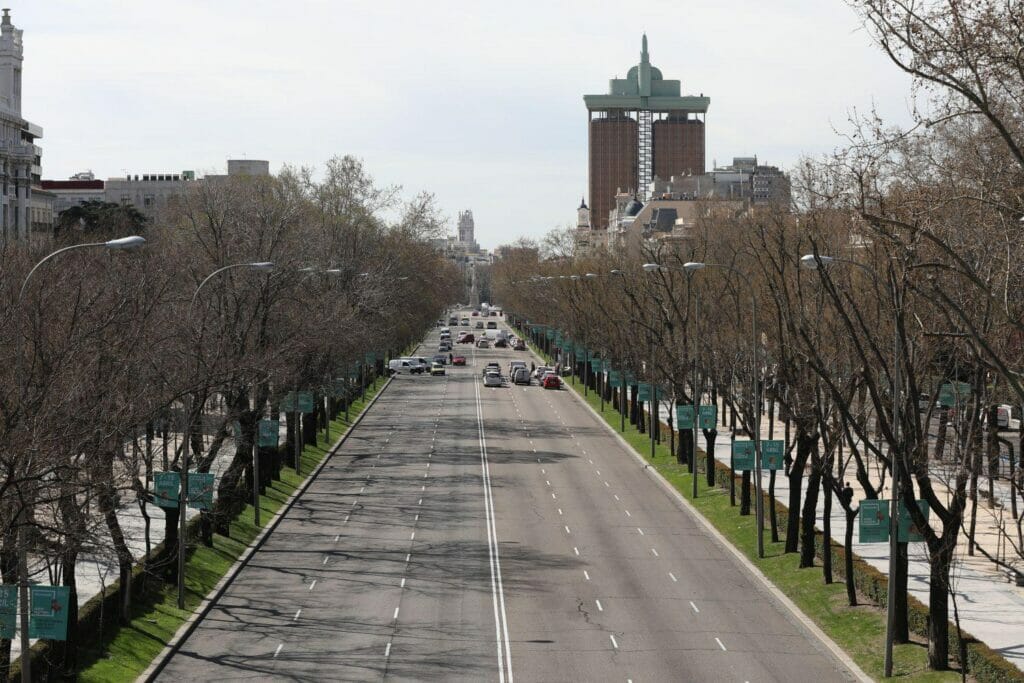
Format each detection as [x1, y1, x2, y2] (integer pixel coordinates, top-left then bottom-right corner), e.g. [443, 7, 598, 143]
[74, 376, 388, 682]
[565, 378, 961, 681]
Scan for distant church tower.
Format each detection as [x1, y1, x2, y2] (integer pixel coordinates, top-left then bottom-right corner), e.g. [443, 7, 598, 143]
[457, 210, 478, 251]
[576, 197, 590, 229]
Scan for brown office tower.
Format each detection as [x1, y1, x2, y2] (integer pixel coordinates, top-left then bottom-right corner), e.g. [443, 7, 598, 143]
[584, 36, 709, 231]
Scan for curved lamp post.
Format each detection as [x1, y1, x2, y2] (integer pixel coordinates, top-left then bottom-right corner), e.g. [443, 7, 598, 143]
[178, 261, 274, 609]
[15, 235, 146, 682]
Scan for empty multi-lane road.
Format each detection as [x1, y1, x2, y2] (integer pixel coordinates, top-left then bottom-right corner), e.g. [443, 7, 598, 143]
[153, 317, 856, 682]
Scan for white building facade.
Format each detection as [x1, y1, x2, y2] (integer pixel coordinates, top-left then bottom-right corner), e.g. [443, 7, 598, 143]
[0, 9, 45, 242]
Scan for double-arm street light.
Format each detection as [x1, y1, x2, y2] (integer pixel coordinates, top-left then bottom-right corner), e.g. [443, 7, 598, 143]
[800, 252, 903, 677]
[644, 261, 765, 558]
[178, 261, 274, 609]
[15, 235, 146, 682]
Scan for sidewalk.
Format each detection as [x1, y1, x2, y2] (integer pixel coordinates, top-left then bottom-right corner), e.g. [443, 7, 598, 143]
[687, 400, 1024, 673]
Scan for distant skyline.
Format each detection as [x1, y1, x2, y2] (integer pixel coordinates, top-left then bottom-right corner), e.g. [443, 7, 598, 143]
[22, 2, 915, 249]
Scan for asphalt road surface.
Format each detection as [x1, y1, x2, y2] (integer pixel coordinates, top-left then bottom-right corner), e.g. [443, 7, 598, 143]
[154, 318, 856, 682]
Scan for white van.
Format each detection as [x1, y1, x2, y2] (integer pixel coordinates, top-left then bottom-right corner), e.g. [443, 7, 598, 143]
[389, 358, 424, 375]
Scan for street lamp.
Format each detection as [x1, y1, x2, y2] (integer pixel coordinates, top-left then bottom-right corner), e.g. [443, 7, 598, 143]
[179, 261, 274, 610]
[801, 252, 901, 677]
[15, 235, 146, 682]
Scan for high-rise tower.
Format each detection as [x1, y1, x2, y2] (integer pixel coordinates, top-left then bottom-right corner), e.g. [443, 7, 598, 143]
[584, 36, 708, 231]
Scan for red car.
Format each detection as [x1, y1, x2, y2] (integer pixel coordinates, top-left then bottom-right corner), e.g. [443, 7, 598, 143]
[542, 374, 562, 390]
[472, 311, 479, 316]
[452, 355, 466, 366]
[458, 333, 475, 344]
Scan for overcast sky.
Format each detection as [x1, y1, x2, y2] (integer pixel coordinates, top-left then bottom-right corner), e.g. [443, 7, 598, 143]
[21, 1, 915, 249]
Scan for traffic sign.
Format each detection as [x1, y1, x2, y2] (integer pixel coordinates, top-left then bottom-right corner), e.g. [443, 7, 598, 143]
[637, 383, 658, 402]
[0, 585, 16, 639]
[608, 371, 622, 388]
[282, 391, 315, 414]
[732, 440, 755, 470]
[188, 472, 216, 511]
[258, 419, 280, 448]
[364, 351, 376, 364]
[762, 439, 785, 470]
[676, 404, 695, 429]
[859, 499, 889, 543]
[698, 405, 717, 430]
[28, 585, 70, 640]
[153, 472, 180, 509]
[546, 329, 555, 340]
[898, 499, 930, 542]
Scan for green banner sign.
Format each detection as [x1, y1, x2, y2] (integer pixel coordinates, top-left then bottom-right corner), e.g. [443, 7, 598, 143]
[676, 404, 695, 430]
[28, 585, 70, 641]
[258, 419, 280, 448]
[0, 585, 16, 640]
[364, 351, 376, 364]
[608, 371, 622, 388]
[898, 500, 930, 542]
[938, 382, 971, 408]
[859, 499, 889, 543]
[153, 472, 180, 509]
[699, 405, 717, 430]
[590, 358, 603, 371]
[732, 440, 755, 470]
[282, 391, 315, 414]
[575, 345, 586, 357]
[187, 472, 216, 511]
[546, 329, 555, 340]
[637, 383, 659, 402]
[762, 439, 785, 470]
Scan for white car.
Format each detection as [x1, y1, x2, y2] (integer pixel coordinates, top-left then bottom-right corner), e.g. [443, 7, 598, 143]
[483, 371, 503, 387]
[533, 366, 552, 380]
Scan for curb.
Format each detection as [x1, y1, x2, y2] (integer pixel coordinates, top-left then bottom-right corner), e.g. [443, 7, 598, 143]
[139, 377, 394, 682]
[563, 381, 873, 683]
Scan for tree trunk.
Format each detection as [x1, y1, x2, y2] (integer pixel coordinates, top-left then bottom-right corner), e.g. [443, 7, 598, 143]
[895, 542, 909, 643]
[705, 431, 717, 486]
[96, 447, 133, 624]
[934, 409, 948, 460]
[800, 466, 821, 568]
[927, 536, 956, 670]
[822, 470, 833, 584]
[679, 428, 691, 467]
[740, 470, 751, 516]
[786, 430, 814, 554]
[844, 507, 858, 606]
[769, 470, 779, 543]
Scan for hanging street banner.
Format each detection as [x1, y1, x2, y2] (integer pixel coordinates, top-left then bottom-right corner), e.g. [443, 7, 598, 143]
[676, 404, 695, 430]
[698, 405, 717, 430]
[938, 382, 971, 408]
[859, 499, 889, 543]
[608, 371, 622, 388]
[637, 383, 659, 402]
[762, 439, 785, 470]
[0, 584, 16, 639]
[898, 500, 930, 542]
[28, 585, 70, 641]
[187, 472, 216, 511]
[258, 419, 280, 448]
[590, 358, 603, 372]
[732, 440, 755, 470]
[364, 351, 377, 365]
[153, 472, 180, 509]
[282, 391, 315, 414]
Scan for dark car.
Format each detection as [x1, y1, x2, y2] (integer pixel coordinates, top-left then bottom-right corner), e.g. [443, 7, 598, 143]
[513, 339, 526, 351]
[486, 321, 498, 329]
[458, 333, 475, 344]
[494, 338, 507, 348]
[432, 354, 448, 365]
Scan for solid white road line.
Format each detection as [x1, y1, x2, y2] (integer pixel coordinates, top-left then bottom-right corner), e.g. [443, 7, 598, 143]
[475, 380, 514, 682]
[690, 601, 700, 613]
[715, 637, 727, 651]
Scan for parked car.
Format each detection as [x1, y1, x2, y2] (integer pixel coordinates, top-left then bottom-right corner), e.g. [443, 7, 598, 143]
[512, 367, 531, 385]
[996, 404, 1021, 431]
[483, 371, 503, 387]
[513, 339, 526, 351]
[542, 373, 562, 389]
[430, 362, 446, 376]
[476, 338, 490, 348]
[458, 333, 475, 344]
[487, 321, 498, 329]
[452, 355, 466, 366]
